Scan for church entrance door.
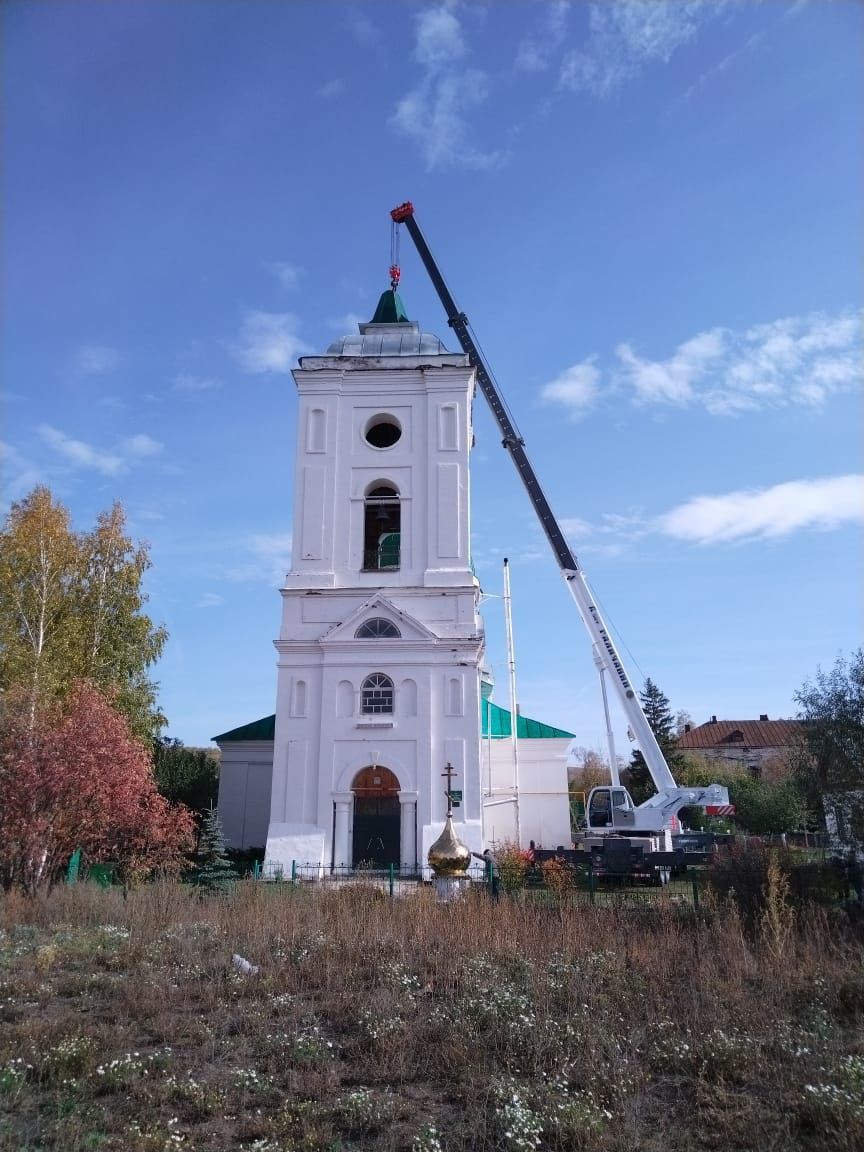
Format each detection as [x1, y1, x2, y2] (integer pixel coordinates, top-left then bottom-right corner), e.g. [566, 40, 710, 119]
[352, 766, 400, 868]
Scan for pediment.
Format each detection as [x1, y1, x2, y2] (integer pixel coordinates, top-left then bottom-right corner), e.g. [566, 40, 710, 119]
[319, 595, 437, 644]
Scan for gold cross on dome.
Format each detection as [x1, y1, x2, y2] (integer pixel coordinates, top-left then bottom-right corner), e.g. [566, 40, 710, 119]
[442, 762, 457, 815]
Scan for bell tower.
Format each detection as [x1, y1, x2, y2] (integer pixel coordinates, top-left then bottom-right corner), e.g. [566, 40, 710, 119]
[264, 287, 485, 873]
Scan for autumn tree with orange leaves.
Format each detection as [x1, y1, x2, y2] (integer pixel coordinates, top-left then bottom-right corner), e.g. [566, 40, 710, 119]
[0, 487, 194, 890]
[0, 682, 194, 893]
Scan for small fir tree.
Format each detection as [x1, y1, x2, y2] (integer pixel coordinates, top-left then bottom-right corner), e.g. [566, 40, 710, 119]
[195, 806, 236, 889]
[624, 678, 684, 804]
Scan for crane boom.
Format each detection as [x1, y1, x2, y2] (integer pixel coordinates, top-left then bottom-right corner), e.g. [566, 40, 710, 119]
[390, 201, 679, 793]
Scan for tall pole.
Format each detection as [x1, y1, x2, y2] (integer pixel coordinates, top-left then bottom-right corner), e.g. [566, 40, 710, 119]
[503, 558, 522, 845]
[594, 646, 620, 787]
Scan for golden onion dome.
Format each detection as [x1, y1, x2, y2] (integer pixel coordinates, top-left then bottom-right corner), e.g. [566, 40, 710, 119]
[427, 815, 471, 876]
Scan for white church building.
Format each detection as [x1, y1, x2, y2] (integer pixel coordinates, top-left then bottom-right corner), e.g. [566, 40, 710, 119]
[215, 289, 575, 873]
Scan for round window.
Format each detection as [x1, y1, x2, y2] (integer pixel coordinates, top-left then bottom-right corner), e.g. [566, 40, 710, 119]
[364, 415, 402, 449]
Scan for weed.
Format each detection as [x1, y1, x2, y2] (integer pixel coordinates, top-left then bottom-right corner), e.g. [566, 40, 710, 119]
[0, 879, 861, 1151]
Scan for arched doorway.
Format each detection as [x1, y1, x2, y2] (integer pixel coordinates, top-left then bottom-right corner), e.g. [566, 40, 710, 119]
[352, 766, 400, 867]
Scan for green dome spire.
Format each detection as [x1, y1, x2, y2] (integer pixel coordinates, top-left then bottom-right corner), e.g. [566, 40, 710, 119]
[370, 289, 410, 324]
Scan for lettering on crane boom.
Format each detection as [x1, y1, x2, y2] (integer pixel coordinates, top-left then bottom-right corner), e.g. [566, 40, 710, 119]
[586, 604, 634, 695]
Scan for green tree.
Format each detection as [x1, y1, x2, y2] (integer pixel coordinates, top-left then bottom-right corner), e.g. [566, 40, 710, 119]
[153, 738, 219, 822]
[676, 757, 812, 835]
[792, 648, 864, 849]
[194, 806, 237, 889]
[0, 487, 167, 740]
[0, 488, 78, 721]
[624, 678, 684, 803]
[71, 502, 167, 739]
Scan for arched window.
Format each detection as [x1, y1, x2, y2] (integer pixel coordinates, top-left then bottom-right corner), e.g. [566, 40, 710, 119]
[363, 485, 400, 570]
[355, 618, 401, 639]
[361, 673, 394, 715]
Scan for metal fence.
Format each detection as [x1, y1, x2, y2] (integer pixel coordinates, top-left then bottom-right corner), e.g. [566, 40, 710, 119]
[251, 859, 491, 896]
[246, 858, 706, 906]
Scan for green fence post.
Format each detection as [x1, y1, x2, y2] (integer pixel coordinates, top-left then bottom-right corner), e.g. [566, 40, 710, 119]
[588, 861, 596, 905]
[389, 862, 395, 897]
[66, 849, 82, 885]
[291, 860, 297, 885]
[252, 859, 260, 881]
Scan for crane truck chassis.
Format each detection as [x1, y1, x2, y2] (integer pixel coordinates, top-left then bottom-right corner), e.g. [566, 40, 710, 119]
[391, 201, 733, 884]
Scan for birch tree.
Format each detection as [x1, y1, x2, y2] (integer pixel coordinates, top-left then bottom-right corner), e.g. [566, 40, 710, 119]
[0, 487, 78, 722]
[0, 487, 167, 739]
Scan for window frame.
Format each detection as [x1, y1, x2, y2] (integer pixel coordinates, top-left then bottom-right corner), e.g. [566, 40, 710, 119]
[360, 672, 395, 715]
[355, 618, 401, 639]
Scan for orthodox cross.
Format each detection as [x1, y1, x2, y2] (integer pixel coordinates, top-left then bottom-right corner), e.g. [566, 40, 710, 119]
[442, 762, 457, 817]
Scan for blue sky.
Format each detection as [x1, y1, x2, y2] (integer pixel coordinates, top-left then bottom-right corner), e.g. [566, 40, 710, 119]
[2, 0, 861, 754]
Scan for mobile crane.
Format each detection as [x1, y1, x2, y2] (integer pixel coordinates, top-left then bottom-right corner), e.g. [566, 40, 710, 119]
[390, 201, 733, 881]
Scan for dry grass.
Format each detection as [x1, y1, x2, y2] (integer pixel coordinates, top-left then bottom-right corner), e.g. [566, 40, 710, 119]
[1, 880, 862, 1151]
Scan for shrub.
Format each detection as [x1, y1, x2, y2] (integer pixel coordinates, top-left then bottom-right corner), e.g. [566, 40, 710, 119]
[540, 855, 576, 895]
[707, 840, 845, 936]
[495, 841, 528, 893]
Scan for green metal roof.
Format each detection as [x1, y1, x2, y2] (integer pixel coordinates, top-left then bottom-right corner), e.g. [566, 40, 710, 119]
[215, 702, 573, 743]
[370, 289, 409, 324]
[213, 715, 275, 742]
[482, 700, 574, 739]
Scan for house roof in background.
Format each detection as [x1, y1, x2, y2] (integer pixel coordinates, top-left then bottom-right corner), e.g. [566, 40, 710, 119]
[677, 719, 804, 750]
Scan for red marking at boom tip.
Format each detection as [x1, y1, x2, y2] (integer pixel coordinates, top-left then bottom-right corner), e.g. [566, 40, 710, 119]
[390, 201, 414, 223]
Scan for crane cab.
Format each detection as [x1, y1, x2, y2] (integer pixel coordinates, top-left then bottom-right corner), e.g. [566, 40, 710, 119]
[585, 786, 637, 831]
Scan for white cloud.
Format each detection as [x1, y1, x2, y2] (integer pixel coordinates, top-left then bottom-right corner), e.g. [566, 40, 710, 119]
[73, 343, 120, 376]
[0, 441, 44, 507]
[541, 309, 861, 420]
[516, 0, 570, 73]
[561, 509, 648, 555]
[612, 310, 861, 415]
[347, 9, 382, 48]
[316, 78, 346, 100]
[683, 29, 765, 102]
[391, 4, 505, 171]
[617, 328, 725, 406]
[120, 434, 162, 459]
[197, 593, 225, 609]
[37, 425, 163, 476]
[234, 311, 311, 374]
[329, 311, 366, 333]
[38, 425, 124, 475]
[560, 1, 722, 97]
[415, 4, 466, 66]
[558, 475, 862, 553]
[270, 261, 304, 290]
[656, 475, 864, 544]
[225, 532, 294, 586]
[559, 516, 593, 540]
[539, 359, 601, 417]
[174, 373, 222, 392]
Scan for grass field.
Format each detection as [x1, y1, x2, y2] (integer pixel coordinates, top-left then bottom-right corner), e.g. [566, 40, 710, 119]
[1, 880, 862, 1151]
